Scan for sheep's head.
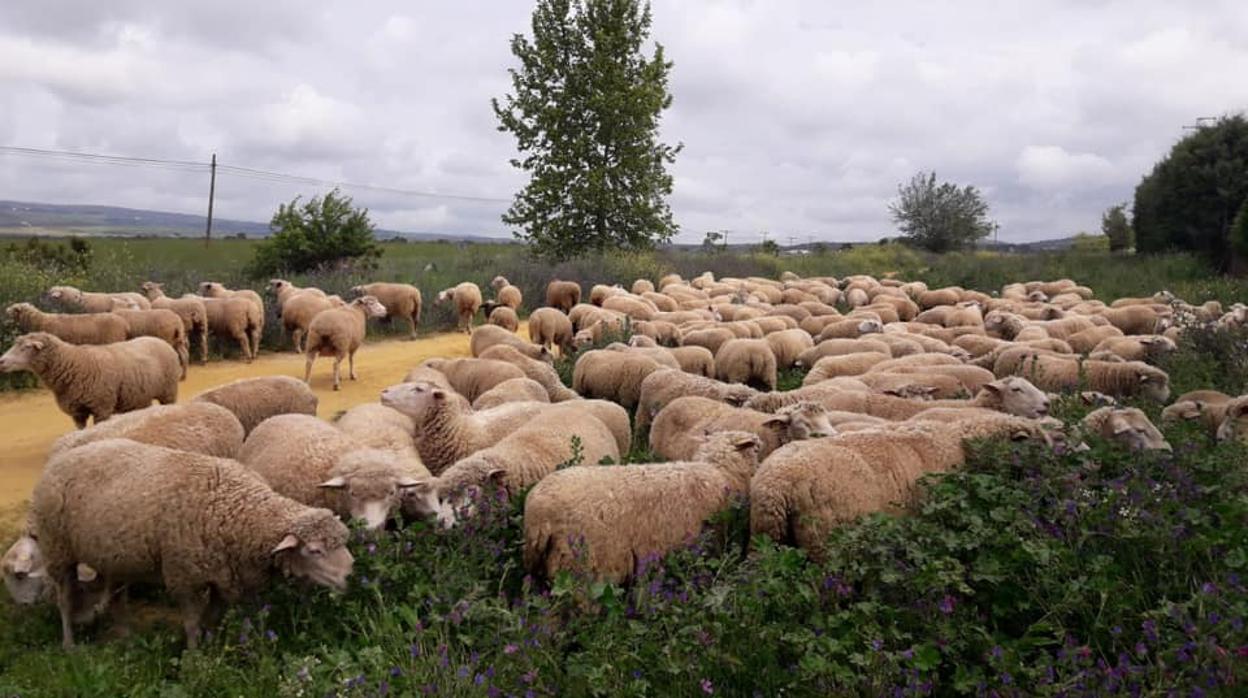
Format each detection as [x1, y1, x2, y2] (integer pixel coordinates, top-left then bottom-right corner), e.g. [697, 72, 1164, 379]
[354, 295, 388, 319]
[982, 377, 1050, 419]
[1092, 407, 1172, 452]
[327, 295, 347, 308]
[45, 285, 80, 306]
[628, 334, 658, 348]
[4, 302, 35, 324]
[435, 289, 452, 305]
[1216, 398, 1248, 445]
[109, 297, 139, 311]
[268, 279, 291, 296]
[272, 509, 353, 592]
[199, 281, 226, 297]
[320, 450, 427, 530]
[722, 384, 760, 407]
[490, 276, 509, 291]
[0, 333, 55, 373]
[140, 281, 164, 299]
[1139, 335, 1177, 357]
[1079, 390, 1118, 408]
[1136, 367, 1172, 403]
[573, 329, 595, 349]
[2, 534, 45, 605]
[1026, 291, 1049, 302]
[380, 381, 451, 422]
[692, 430, 762, 471]
[769, 401, 836, 440]
[856, 318, 883, 335]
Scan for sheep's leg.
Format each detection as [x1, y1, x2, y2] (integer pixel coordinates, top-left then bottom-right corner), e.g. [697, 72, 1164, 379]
[331, 355, 343, 391]
[249, 326, 262, 361]
[178, 590, 210, 650]
[303, 352, 316, 385]
[110, 585, 132, 638]
[71, 409, 90, 430]
[198, 323, 209, 364]
[56, 569, 78, 649]
[233, 330, 251, 363]
[407, 314, 418, 339]
[291, 329, 304, 354]
[177, 344, 189, 380]
[348, 349, 357, 381]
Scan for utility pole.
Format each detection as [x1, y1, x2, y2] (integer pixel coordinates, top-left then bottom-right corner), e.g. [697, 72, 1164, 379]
[204, 153, 217, 245]
[1182, 116, 1217, 131]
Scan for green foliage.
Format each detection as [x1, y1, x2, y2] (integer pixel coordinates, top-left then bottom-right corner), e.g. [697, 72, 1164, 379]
[1069, 233, 1109, 254]
[247, 189, 381, 278]
[1133, 114, 1248, 270]
[493, 0, 681, 260]
[1231, 197, 1248, 274]
[889, 171, 997, 252]
[1, 236, 93, 275]
[1100, 203, 1133, 252]
[700, 231, 725, 253]
[757, 238, 781, 256]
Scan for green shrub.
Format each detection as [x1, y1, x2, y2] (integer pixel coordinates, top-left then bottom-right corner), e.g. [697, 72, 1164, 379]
[247, 189, 382, 278]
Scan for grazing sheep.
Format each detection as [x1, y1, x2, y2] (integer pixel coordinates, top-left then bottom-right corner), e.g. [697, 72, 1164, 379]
[749, 376, 1050, 420]
[422, 357, 528, 403]
[268, 279, 327, 311]
[436, 282, 483, 333]
[854, 372, 966, 399]
[33, 439, 354, 648]
[803, 352, 891, 385]
[632, 279, 656, 295]
[750, 414, 1052, 557]
[1082, 407, 1171, 451]
[1098, 305, 1170, 335]
[917, 288, 962, 309]
[765, 328, 815, 369]
[349, 282, 423, 339]
[1011, 355, 1171, 402]
[493, 283, 523, 311]
[527, 307, 575, 355]
[192, 376, 318, 436]
[640, 292, 678, 313]
[602, 294, 658, 321]
[473, 377, 551, 410]
[1065, 325, 1125, 354]
[545, 279, 582, 313]
[817, 318, 884, 341]
[487, 305, 520, 332]
[604, 342, 682, 370]
[572, 350, 667, 409]
[0, 333, 179, 428]
[796, 338, 892, 368]
[478, 344, 578, 402]
[50, 402, 244, 459]
[198, 281, 264, 318]
[334, 403, 420, 461]
[523, 431, 761, 583]
[1161, 390, 1233, 433]
[878, 364, 996, 394]
[471, 324, 552, 363]
[658, 344, 716, 377]
[1090, 335, 1176, 364]
[590, 284, 626, 306]
[303, 296, 388, 390]
[1216, 397, 1248, 445]
[111, 308, 189, 378]
[715, 338, 778, 391]
[47, 285, 150, 313]
[279, 292, 344, 353]
[193, 294, 262, 361]
[681, 327, 737, 356]
[650, 397, 834, 461]
[141, 282, 211, 361]
[634, 369, 758, 434]
[239, 415, 434, 530]
[630, 319, 683, 346]
[5, 303, 128, 345]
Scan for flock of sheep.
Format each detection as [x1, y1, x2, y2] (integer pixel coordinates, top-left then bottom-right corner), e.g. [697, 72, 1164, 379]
[2, 270, 1247, 651]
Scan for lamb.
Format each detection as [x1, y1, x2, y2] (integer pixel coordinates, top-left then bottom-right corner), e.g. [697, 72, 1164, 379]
[279, 291, 344, 352]
[1081, 407, 1171, 451]
[817, 318, 884, 341]
[527, 307, 576, 355]
[1216, 397, 1248, 445]
[436, 282, 483, 333]
[523, 431, 761, 583]
[111, 308, 190, 378]
[422, 357, 528, 403]
[478, 344, 579, 401]
[545, 279, 582, 313]
[0, 333, 179, 428]
[572, 350, 667, 409]
[350, 282, 423, 339]
[765, 328, 815, 370]
[1010, 355, 1171, 402]
[650, 397, 834, 461]
[750, 414, 1053, 557]
[32, 439, 354, 648]
[334, 403, 421, 460]
[469, 324, 551, 363]
[489, 277, 523, 311]
[715, 338, 779, 391]
[49, 402, 244, 459]
[193, 376, 319, 436]
[239, 415, 435, 530]
[487, 305, 520, 332]
[47, 285, 150, 313]
[803, 352, 892, 385]
[303, 296, 388, 390]
[140, 282, 210, 363]
[195, 294, 262, 361]
[473, 377, 551, 409]
[198, 281, 264, 318]
[634, 368, 758, 435]
[5, 303, 128, 345]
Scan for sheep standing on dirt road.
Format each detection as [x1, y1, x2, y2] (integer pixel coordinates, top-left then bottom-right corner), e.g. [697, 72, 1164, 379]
[436, 282, 483, 333]
[5, 303, 128, 345]
[303, 296, 388, 390]
[351, 282, 423, 339]
[47, 285, 150, 313]
[141, 282, 210, 363]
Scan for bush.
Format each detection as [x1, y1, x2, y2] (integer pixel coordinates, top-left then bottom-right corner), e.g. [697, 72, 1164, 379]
[247, 189, 382, 278]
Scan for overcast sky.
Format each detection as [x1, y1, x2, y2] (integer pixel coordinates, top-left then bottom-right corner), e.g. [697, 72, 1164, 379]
[1, 1, 1246, 243]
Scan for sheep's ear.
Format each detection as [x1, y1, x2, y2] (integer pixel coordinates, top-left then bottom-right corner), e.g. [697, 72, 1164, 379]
[1230, 402, 1248, 419]
[271, 534, 300, 554]
[25, 337, 46, 351]
[1108, 415, 1132, 435]
[486, 469, 507, 486]
[1139, 374, 1151, 383]
[731, 435, 759, 451]
[75, 563, 98, 583]
[318, 477, 348, 489]
[396, 476, 423, 489]
[431, 389, 447, 401]
[762, 415, 791, 431]
[983, 381, 1004, 395]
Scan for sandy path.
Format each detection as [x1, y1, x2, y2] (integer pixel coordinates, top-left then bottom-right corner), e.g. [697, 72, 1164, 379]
[0, 326, 507, 515]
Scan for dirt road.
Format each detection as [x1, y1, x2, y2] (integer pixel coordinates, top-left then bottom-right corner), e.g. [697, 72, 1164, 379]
[0, 326, 503, 515]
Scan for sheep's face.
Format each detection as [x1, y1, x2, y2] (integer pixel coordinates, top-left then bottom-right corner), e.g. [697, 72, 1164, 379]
[1026, 291, 1049, 302]
[109, 297, 139, 311]
[321, 454, 425, 530]
[983, 311, 1008, 332]
[1161, 400, 1203, 424]
[2, 535, 46, 605]
[1137, 371, 1172, 403]
[379, 381, 444, 421]
[4, 303, 33, 323]
[491, 276, 509, 291]
[273, 516, 353, 592]
[199, 281, 226, 297]
[356, 296, 388, 319]
[774, 402, 836, 440]
[856, 319, 882, 335]
[986, 377, 1050, 419]
[398, 481, 455, 528]
[269, 279, 291, 296]
[0, 334, 49, 373]
[1079, 391, 1118, 408]
[573, 329, 595, 349]
[435, 290, 452, 305]
[140, 281, 163, 299]
[1140, 336, 1177, 357]
[1216, 399, 1248, 445]
[1103, 409, 1172, 452]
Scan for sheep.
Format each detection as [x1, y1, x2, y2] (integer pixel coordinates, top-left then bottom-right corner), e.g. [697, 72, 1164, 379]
[749, 376, 1050, 420]
[714, 338, 778, 391]
[192, 376, 319, 436]
[795, 338, 892, 368]
[49, 402, 244, 459]
[527, 307, 576, 355]
[1098, 306, 1170, 335]
[523, 431, 761, 583]
[0, 333, 179, 428]
[602, 294, 658, 321]
[803, 352, 892, 385]
[545, 279, 582, 313]
[279, 291, 344, 353]
[879, 364, 996, 394]
[604, 342, 682, 370]
[47, 285, 150, 313]
[681, 327, 737, 356]
[666, 345, 716, 377]
[640, 292, 678, 312]
[590, 283, 626, 306]
[634, 368, 758, 435]
[195, 294, 262, 361]
[817, 318, 884, 341]
[351, 282, 423, 339]
[632, 279, 656, 295]
[32, 438, 354, 648]
[650, 397, 834, 461]
[303, 296, 388, 390]
[1081, 407, 1171, 451]
[239, 415, 434, 530]
[334, 403, 420, 460]
[473, 377, 551, 410]
[468, 324, 551, 363]
[917, 288, 962, 309]
[3, 525, 117, 625]
[421, 357, 528, 403]
[1090, 335, 1176, 364]
[750, 414, 1053, 557]
[478, 344, 579, 402]
[1216, 397, 1248, 445]
[435, 282, 483, 333]
[871, 333, 926, 357]
[493, 281, 523, 311]
[111, 308, 190, 379]
[268, 279, 327, 310]
[1010, 355, 1171, 402]
[428, 408, 621, 521]
[5, 303, 128, 345]
[141, 282, 210, 363]
[487, 305, 520, 332]
[1161, 390, 1233, 432]
[854, 372, 966, 399]
[572, 314, 629, 347]
[764, 328, 815, 370]
[572, 350, 667, 409]
[198, 281, 264, 318]
[1066, 325, 1125, 354]
[630, 319, 683, 346]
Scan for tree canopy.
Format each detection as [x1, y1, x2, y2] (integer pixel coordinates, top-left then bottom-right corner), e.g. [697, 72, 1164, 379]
[1101, 203, 1133, 252]
[248, 189, 381, 277]
[493, 0, 681, 260]
[888, 171, 996, 253]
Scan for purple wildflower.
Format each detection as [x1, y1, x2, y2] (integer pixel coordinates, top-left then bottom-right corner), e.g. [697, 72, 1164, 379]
[504, 643, 519, 655]
[700, 678, 714, 694]
[937, 595, 956, 615]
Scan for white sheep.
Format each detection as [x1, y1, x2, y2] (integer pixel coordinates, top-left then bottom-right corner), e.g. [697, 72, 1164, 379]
[49, 402, 244, 459]
[436, 282, 483, 333]
[650, 396, 834, 461]
[715, 338, 779, 390]
[5, 303, 128, 345]
[192, 375, 319, 436]
[303, 296, 388, 390]
[141, 282, 210, 364]
[351, 282, 423, 339]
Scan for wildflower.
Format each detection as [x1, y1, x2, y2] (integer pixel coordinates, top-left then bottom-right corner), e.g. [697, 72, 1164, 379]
[297, 666, 311, 681]
[390, 667, 403, 677]
[504, 643, 519, 655]
[700, 678, 714, 694]
[1200, 582, 1218, 595]
[378, 680, 390, 696]
[871, 639, 884, 651]
[1142, 619, 1158, 642]
[937, 595, 956, 615]
[410, 643, 422, 658]
[1111, 626, 1122, 636]
[457, 666, 470, 679]
[266, 629, 278, 642]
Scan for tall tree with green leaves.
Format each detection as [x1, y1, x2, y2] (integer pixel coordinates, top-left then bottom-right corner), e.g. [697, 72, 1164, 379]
[1101, 203, 1133, 252]
[888, 171, 996, 252]
[248, 189, 381, 277]
[1133, 114, 1248, 272]
[493, 0, 681, 260]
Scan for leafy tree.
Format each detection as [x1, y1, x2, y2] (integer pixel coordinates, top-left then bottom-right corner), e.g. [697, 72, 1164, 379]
[493, 0, 681, 260]
[1133, 114, 1248, 271]
[1071, 232, 1110, 253]
[1101, 203, 1133, 252]
[701, 231, 725, 253]
[757, 239, 780, 256]
[1231, 197, 1248, 275]
[248, 189, 381, 277]
[888, 171, 996, 252]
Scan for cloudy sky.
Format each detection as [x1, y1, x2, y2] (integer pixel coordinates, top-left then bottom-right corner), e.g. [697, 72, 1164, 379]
[1, 1, 1246, 243]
